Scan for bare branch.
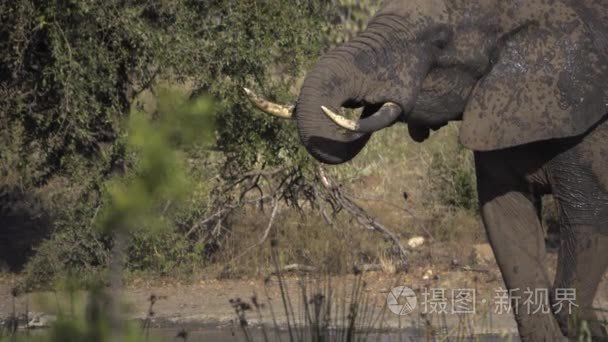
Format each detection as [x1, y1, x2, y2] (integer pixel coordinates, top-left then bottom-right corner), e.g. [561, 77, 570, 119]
[185, 194, 273, 238]
[271, 263, 316, 274]
[192, 163, 409, 266]
[316, 165, 409, 262]
[345, 192, 416, 218]
[230, 199, 280, 263]
[241, 167, 287, 178]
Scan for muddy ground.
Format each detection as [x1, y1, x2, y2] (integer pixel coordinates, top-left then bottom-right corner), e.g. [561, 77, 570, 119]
[1, 247, 606, 339]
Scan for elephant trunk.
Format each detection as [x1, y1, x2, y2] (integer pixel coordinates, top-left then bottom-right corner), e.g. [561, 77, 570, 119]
[294, 47, 372, 165]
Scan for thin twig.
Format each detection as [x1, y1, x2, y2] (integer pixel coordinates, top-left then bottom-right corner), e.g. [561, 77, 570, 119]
[185, 195, 272, 238]
[317, 166, 409, 262]
[230, 199, 280, 263]
[241, 167, 286, 178]
[345, 192, 416, 218]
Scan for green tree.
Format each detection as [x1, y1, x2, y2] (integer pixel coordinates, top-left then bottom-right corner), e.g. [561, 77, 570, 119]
[0, 0, 204, 186]
[328, 0, 381, 44]
[0, 0, 341, 283]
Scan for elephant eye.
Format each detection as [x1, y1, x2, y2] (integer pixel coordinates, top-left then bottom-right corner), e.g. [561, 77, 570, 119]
[433, 38, 448, 49]
[429, 26, 452, 49]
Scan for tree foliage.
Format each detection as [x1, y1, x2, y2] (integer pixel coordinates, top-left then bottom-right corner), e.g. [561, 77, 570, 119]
[0, 0, 380, 281]
[0, 0, 336, 193]
[195, 1, 331, 174]
[328, 0, 381, 44]
[0, 0, 375, 190]
[0, 0, 201, 187]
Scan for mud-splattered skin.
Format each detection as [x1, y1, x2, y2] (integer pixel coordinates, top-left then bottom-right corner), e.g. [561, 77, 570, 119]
[290, 0, 608, 340]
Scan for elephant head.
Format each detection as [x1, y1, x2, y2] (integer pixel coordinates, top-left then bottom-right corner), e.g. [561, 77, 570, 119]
[246, 0, 608, 164]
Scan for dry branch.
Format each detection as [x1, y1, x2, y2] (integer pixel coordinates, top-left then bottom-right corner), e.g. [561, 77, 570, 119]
[230, 200, 280, 263]
[187, 163, 409, 266]
[316, 166, 409, 263]
[272, 263, 317, 274]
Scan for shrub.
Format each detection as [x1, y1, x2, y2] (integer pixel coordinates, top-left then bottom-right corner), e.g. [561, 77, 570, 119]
[1, 0, 336, 282]
[429, 146, 478, 212]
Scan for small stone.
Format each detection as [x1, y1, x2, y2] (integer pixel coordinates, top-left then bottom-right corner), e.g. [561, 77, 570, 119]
[407, 236, 425, 249]
[27, 313, 56, 329]
[422, 269, 433, 280]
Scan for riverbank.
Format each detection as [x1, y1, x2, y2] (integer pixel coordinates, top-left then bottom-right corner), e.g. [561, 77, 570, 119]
[1, 248, 606, 340]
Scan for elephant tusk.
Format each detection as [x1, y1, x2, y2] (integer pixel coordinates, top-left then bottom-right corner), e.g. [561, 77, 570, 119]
[321, 102, 403, 133]
[321, 106, 360, 131]
[243, 88, 294, 119]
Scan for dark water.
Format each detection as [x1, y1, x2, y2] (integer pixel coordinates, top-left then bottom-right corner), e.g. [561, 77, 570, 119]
[4, 325, 519, 341]
[148, 327, 519, 342]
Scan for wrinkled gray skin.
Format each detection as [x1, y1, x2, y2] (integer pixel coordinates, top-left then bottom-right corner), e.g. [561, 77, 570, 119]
[293, 0, 608, 340]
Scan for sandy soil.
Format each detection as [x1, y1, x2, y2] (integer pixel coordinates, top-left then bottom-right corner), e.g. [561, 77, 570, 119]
[0, 243, 606, 339]
[1, 261, 606, 338]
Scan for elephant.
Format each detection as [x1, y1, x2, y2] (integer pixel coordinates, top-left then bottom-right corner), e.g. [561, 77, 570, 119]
[244, 0, 608, 340]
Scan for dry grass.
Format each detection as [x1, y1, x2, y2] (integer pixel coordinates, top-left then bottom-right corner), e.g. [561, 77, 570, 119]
[208, 122, 485, 278]
[211, 208, 393, 277]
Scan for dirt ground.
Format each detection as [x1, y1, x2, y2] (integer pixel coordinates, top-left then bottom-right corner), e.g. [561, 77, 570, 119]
[1, 249, 606, 338]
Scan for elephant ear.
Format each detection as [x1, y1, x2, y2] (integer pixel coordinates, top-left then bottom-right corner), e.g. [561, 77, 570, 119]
[460, 23, 608, 151]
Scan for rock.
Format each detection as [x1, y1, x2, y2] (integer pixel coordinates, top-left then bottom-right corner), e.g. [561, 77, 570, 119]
[281, 264, 316, 273]
[407, 236, 425, 249]
[27, 313, 56, 328]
